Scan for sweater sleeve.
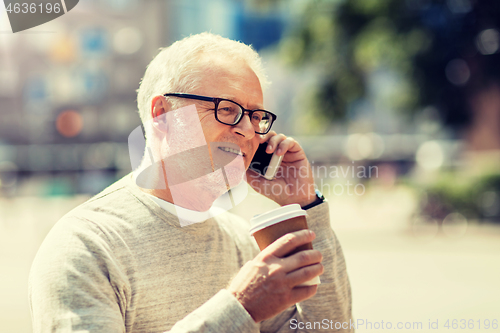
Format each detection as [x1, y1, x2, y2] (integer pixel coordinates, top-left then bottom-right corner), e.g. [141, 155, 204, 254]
[165, 289, 259, 333]
[28, 218, 128, 333]
[28, 217, 260, 333]
[259, 202, 354, 333]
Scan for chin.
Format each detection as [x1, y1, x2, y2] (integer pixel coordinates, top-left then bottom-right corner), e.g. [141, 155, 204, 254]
[222, 155, 247, 186]
[223, 167, 246, 189]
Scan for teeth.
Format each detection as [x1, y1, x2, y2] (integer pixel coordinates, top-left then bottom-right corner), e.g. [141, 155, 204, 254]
[219, 147, 243, 156]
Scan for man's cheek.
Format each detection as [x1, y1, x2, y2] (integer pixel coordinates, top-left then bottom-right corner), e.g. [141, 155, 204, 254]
[247, 141, 259, 166]
[197, 113, 218, 143]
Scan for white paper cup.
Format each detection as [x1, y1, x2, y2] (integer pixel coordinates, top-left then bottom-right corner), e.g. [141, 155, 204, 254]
[250, 204, 321, 286]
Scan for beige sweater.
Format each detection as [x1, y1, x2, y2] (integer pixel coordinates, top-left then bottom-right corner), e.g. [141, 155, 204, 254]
[29, 174, 353, 332]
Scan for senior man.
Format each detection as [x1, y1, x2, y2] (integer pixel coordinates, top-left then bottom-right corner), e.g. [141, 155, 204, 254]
[29, 33, 353, 332]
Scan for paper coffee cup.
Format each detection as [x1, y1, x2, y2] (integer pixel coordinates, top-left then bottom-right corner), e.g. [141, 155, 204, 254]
[250, 204, 321, 286]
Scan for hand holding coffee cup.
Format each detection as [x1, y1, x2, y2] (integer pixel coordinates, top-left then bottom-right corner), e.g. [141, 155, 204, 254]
[227, 228, 322, 323]
[250, 204, 321, 286]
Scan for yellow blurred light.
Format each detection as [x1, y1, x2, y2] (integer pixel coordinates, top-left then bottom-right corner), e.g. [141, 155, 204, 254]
[50, 36, 76, 63]
[345, 133, 363, 160]
[345, 133, 385, 160]
[367, 132, 385, 159]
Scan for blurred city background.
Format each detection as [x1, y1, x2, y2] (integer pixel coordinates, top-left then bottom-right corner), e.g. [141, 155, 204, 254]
[1, 0, 499, 332]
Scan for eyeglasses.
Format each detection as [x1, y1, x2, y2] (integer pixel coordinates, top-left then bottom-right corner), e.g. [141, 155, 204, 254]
[163, 93, 277, 135]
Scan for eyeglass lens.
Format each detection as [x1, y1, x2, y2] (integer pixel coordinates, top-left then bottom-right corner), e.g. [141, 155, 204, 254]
[217, 100, 272, 134]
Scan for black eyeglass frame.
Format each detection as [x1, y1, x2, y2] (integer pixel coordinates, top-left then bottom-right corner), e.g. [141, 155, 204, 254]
[163, 93, 277, 135]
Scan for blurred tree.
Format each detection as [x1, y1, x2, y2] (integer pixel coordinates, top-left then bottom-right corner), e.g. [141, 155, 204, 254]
[278, 0, 500, 147]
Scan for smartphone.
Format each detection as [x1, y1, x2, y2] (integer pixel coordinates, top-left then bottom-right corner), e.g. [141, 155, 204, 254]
[249, 142, 284, 180]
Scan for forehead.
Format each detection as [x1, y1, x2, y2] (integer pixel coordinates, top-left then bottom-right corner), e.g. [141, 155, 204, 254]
[191, 54, 263, 108]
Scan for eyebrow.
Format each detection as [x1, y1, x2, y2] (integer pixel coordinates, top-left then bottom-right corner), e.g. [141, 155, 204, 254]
[219, 96, 264, 110]
[217, 94, 237, 101]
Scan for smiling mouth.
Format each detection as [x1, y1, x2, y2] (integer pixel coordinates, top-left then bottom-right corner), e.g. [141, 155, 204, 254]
[218, 146, 244, 156]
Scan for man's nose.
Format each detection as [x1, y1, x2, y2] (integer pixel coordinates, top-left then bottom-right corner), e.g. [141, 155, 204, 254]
[232, 112, 255, 139]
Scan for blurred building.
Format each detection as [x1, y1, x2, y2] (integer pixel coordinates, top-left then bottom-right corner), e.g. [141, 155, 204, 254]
[0, 0, 287, 196]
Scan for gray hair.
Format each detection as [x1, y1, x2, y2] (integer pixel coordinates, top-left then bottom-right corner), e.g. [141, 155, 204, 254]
[136, 32, 269, 136]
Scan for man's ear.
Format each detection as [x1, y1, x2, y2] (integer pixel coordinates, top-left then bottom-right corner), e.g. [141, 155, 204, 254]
[150, 95, 170, 133]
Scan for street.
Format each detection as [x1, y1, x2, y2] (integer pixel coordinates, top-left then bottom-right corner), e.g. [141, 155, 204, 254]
[1, 187, 499, 333]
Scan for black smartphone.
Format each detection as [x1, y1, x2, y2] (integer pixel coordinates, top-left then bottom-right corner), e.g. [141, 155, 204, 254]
[249, 142, 283, 180]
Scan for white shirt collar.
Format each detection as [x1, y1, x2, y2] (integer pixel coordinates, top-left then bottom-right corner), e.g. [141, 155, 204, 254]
[145, 193, 226, 224]
[143, 181, 248, 227]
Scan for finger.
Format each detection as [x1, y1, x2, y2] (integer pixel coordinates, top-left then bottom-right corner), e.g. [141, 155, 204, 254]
[275, 137, 298, 156]
[266, 134, 286, 154]
[281, 249, 323, 273]
[289, 284, 318, 304]
[287, 262, 324, 288]
[259, 131, 276, 144]
[264, 230, 316, 258]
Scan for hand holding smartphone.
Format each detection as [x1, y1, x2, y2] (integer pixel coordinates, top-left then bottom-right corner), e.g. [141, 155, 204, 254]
[249, 142, 284, 180]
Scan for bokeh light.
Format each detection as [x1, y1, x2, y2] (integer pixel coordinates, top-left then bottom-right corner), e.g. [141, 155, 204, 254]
[445, 59, 470, 86]
[345, 132, 385, 160]
[442, 212, 468, 237]
[415, 141, 444, 170]
[446, 0, 472, 14]
[113, 27, 143, 55]
[479, 191, 500, 217]
[476, 29, 500, 55]
[56, 110, 83, 138]
[49, 35, 76, 63]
